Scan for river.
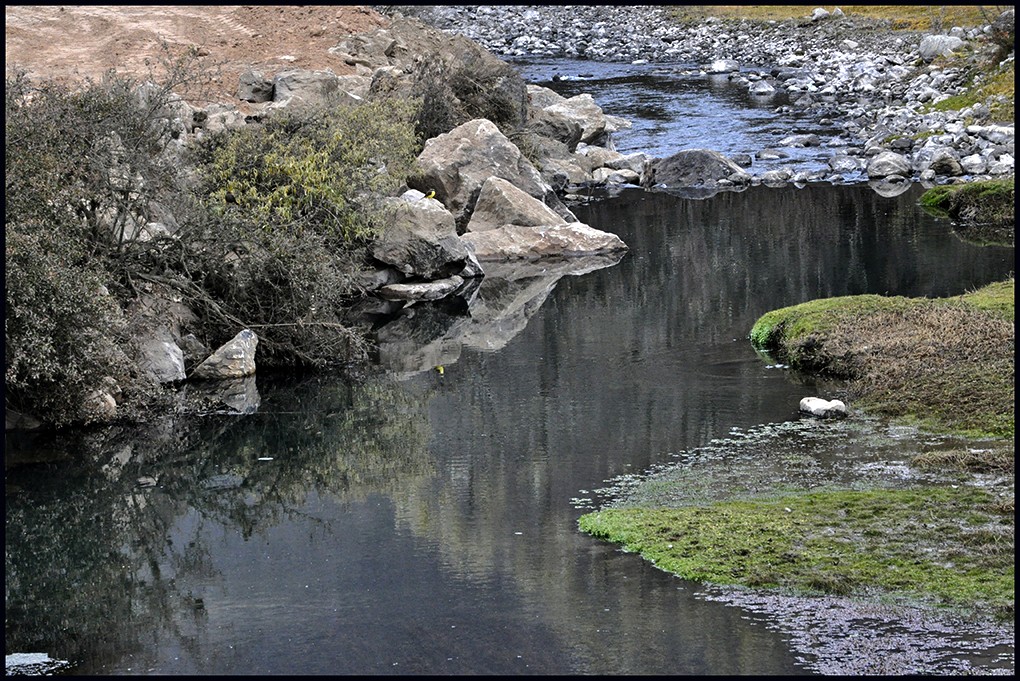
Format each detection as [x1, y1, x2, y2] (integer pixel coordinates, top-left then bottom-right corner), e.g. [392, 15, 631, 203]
[4, 60, 1015, 676]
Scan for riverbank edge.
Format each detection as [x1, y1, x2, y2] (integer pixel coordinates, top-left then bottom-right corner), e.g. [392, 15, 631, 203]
[576, 279, 1015, 634]
[578, 484, 1014, 617]
[749, 278, 1015, 440]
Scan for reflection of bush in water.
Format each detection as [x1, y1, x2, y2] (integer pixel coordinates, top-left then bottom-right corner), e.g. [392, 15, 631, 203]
[172, 374, 434, 534]
[5, 373, 431, 668]
[6, 465, 180, 669]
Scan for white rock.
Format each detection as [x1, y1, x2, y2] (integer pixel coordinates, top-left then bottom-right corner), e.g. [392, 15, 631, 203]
[799, 397, 848, 418]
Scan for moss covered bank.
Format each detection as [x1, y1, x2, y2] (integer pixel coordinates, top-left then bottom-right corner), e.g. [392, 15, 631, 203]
[579, 279, 1014, 619]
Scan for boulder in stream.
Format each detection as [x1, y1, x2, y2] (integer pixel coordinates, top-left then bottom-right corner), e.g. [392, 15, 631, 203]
[642, 149, 751, 188]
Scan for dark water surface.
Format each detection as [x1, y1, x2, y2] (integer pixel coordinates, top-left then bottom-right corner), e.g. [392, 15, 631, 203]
[6, 181, 1013, 675]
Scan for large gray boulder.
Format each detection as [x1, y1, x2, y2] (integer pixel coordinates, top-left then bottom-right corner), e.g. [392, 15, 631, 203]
[606, 151, 650, 175]
[542, 93, 610, 145]
[465, 176, 568, 233]
[190, 329, 258, 381]
[134, 332, 186, 384]
[593, 167, 641, 185]
[642, 149, 750, 188]
[527, 84, 568, 109]
[527, 107, 583, 151]
[371, 195, 476, 279]
[192, 103, 247, 134]
[273, 69, 340, 106]
[577, 144, 625, 170]
[538, 150, 593, 191]
[918, 35, 966, 62]
[866, 151, 912, 179]
[916, 146, 964, 176]
[237, 69, 274, 103]
[462, 222, 628, 261]
[960, 154, 988, 175]
[125, 288, 199, 383]
[408, 118, 569, 230]
[330, 28, 400, 68]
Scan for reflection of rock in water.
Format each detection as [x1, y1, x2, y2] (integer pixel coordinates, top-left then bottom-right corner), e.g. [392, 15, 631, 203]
[185, 375, 261, 414]
[374, 302, 468, 375]
[373, 252, 625, 376]
[868, 178, 912, 198]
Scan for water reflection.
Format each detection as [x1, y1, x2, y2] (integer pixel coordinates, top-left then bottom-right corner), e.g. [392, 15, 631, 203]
[6, 184, 1013, 675]
[5, 375, 433, 673]
[372, 253, 625, 376]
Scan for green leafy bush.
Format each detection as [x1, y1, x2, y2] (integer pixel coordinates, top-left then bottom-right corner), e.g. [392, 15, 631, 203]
[199, 96, 419, 241]
[5, 67, 190, 424]
[188, 96, 420, 366]
[409, 51, 528, 143]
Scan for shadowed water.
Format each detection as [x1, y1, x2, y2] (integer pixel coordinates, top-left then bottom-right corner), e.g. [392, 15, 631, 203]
[6, 180, 1013, 675]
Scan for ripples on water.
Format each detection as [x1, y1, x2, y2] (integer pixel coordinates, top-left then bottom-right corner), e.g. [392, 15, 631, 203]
[511, 57, 842, 173]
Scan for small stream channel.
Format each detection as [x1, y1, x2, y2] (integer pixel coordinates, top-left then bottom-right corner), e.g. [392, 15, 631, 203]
[513, 57, 846, 174]
[5, 60, 1015, 676]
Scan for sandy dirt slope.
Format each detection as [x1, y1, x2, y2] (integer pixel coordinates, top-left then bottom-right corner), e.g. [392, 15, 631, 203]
[5, 5, 390, 101]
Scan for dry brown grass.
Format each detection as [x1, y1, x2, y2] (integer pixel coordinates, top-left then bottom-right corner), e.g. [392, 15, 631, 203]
[670, 6, 1002, 30]
[912, 442, 1014, 473]
[793, 302, 1015, 437]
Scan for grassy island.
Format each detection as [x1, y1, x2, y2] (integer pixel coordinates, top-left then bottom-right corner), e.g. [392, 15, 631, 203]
[580, 279, 1014, 618]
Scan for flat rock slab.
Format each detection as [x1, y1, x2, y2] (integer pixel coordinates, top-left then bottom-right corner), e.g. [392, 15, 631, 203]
[462, 222, 628, 261]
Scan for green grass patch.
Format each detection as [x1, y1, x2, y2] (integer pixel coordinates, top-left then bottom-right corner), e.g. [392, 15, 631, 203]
[749, 294, 915, 360]
[749, 279, 1015, 438]
[928, 61, 1014, 123]
[579, 486, 1014, 615]
[957, 278, 1015, 319]
[920, 179, 1015, 241]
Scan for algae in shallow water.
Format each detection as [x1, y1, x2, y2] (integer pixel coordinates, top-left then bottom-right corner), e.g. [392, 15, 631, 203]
[579, 485, 1014, 615]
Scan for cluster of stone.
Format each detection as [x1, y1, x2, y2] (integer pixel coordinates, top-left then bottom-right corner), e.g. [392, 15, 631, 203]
[401, 5, 1014, 189]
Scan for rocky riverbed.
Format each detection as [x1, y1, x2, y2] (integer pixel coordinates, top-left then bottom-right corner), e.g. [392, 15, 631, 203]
[386, 5, 1015, 189]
